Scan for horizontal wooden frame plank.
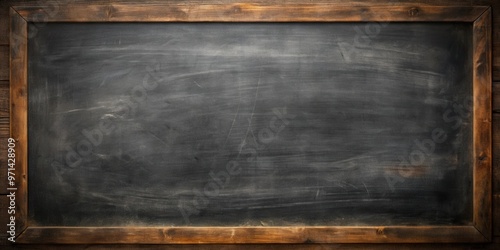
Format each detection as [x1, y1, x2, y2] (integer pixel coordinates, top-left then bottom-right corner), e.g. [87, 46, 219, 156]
[15, 226, 488, 244]
[9, 4, 492, 244]
[13, 4, 489, 22]
[5, 243, 500, 250]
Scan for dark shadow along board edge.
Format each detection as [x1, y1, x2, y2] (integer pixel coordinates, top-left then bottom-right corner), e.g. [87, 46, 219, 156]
[8, 4, 492, 244]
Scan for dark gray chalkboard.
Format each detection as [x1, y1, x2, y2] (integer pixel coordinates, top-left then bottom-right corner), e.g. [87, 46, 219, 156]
[28, 22, 472, 226]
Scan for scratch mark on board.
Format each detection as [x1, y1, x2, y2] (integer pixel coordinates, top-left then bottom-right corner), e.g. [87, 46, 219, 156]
[237, 68, 261, 157]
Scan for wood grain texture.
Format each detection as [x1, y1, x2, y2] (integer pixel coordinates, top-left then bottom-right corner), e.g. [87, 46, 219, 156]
[472, 7, 492, 241]
[495, 194, 500, 236]
[494, 83, 500, 113]
[494, 113, 500, 195]
[495, 43, 500, 81]
[4, 241, 500, 249]
[0, 196, 8, 241]
[0, 118, 9, 138]
[0, 82, 9, 117]
[0, 82, 9, 194]
[0, 46, 8, 80]
[0, 136, 8, 195]
[473, 0, 499, 81]
[489, 0, 500, 81]
[9, 7, 27, 237]
[495, 24, 500, 80]
[15, 226, 488, 244]
[13, 4, 489, 22]
[0, 2, 9, 45]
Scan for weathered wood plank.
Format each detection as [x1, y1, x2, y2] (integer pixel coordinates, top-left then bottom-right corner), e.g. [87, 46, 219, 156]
[493, 113, 500, 194]
[0, 136, 8, 195]
[15, 226, 488, 244]
[9, 7, 27, 238]
[2, 242, 500, 249]
[494, 83, 500, 113]
[13, 5, 488, 22]
[0, 118, 9, 138]
[4, 242, 500, 249]
[496, 55, 500, 81]
[473, 0, 500, 81]
[0, 82, 9, 117]
[0, 196, 8, 241]
[495, 194, 500, 236]
[0, 0, 487, 6]
[0, 82, 9, 195]
[472, 7, 492, 241]
[486, 0, 499, 81]
[0, 3, 9, 45]
[495, 42, 500, 81]
[0, 46, 8, 80]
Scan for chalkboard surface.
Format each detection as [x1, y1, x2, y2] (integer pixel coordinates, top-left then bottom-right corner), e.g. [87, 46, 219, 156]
[28, 23, 472, 226]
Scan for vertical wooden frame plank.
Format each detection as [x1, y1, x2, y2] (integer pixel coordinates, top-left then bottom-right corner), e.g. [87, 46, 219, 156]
[473, 7, 492, 241]
[9, 7, 28, 237]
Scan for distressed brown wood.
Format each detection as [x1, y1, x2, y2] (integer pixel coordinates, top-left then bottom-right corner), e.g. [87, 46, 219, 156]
[0, 118, 9, 138]
[494, 113, 500, 195]
[9, 7, 28, 238]
[491, 0, 500, 81]
[494, 83, 500, 113]
[0, 82, 9, 117]
[0, 2, 9, 45]
[8, 3, 493, 245]
[5, 241, 500, 250]
[495, 43, 500, 81]
[0, 137, 8, 195]
[14, 226, 488, 244]
[0, 82, 10, 194]
[474, 0, 500, 81]
[0, 46, 8, 80]
[0, 196, 8, 240]
[495, 194, 500, 236]
[472, 7, 492, 241]
[13, 4, 489, 22]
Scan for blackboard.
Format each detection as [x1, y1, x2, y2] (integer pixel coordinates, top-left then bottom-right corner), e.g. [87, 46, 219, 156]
[27, 22, 473, 227]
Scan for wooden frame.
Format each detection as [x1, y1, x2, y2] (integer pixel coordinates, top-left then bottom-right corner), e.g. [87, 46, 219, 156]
[9, 4, 491, 244]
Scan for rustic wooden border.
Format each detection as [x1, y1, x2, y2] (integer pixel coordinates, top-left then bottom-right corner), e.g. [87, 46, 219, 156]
[10, 4, 492, 244]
